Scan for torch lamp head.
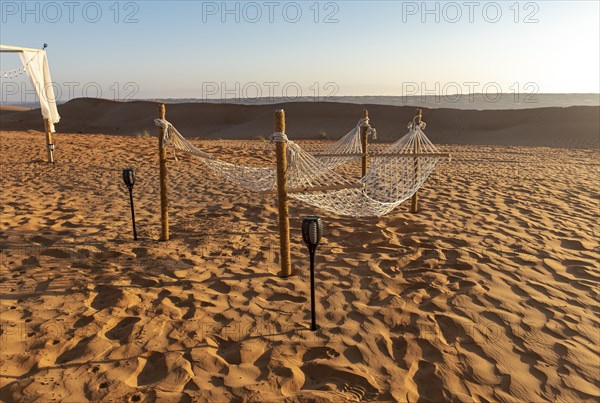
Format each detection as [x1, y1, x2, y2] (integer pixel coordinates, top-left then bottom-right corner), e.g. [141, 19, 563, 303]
[302, 217, 323, 248]
[122, 168, 136, 189]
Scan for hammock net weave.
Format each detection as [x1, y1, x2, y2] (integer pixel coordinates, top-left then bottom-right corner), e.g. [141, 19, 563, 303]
[154, 118, 447, 217]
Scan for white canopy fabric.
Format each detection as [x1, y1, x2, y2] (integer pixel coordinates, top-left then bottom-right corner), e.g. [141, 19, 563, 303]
[1, 45, 61, 132]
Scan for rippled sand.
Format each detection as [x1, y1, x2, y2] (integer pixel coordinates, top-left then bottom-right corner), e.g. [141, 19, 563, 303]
[1, 131, 598, 401]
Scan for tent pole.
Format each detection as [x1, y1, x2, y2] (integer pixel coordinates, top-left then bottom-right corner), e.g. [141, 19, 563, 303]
[43, 119, 54, 163]
[274, 109, 292, 278]
[158, 104, 170, 241]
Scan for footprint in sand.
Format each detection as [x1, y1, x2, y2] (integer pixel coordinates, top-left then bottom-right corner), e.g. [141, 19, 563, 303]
[560, 239, 590, 251]
[342, 345, 363, 364]
[213, 336, 243, 365]
[55, 335, 112, 364]
[208, 279, 232, 294]
[199, 299, 216, 308]
[30, 235, 55, 246]
[433, 314, 462, 344]
[413, 359, 446, 402]
[390, 337, 409, 369]
[90, 285, 125, 310]
[342, 383, 367, 401]
[137, 352, 168, 386]
[55, 336, 94, 364]
[105, 317, 141, 344]
[175, 294, 197, 320]
[34, 279, 52, 292]
[129, 273, 160, 288]
[267, 293, 307, 303]
[302, 346, 340, 361]
[73, 315, 95, 328]
[132, 247, 148, 257]
[300, 362, 379, 400]
[377, 258, 401, 273]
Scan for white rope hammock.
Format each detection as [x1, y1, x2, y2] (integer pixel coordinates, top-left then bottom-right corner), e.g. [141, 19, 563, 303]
[155, 117, 372, 168]
[309, 117, 376, 169]
[153, 118, 447, 217]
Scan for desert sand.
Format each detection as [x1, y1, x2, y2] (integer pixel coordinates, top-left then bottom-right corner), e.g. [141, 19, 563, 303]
[0, 103, 599, 402]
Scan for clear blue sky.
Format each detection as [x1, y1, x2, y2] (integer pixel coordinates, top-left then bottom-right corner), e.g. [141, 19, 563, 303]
[1, 0, 598, 101]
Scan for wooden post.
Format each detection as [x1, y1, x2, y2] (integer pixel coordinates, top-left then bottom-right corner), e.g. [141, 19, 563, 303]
[360, 109, 369, 177]
[410, 109, 423, 213]
[43, 119, 54, 163]
[158, 104, 170, 241]
[274, 109, 292, 277]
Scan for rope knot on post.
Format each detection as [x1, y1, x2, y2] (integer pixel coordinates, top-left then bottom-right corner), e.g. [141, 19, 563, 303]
[154, 118, 172, 145]
[358, 117, 377, 140]
[270, 131, 288, 143]
[407, 121, 426, 130]
[154, 118, 168, 129]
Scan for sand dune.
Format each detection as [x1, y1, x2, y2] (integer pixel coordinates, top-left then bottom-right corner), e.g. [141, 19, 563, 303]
[0, 106, 30, 112]
[0, 106, 31, 117]
[1, 98, 599, 148]
[0, 126, 598, 401]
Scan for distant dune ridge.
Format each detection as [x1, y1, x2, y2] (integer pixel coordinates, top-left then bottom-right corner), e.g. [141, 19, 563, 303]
[1, 98, 598, 148]
[0, 105, 31, 116]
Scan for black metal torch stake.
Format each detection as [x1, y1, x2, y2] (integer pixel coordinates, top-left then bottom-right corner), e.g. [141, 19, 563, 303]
[309, 243, 317, 331]
[122, 168, 137, 240]
[302, 217, 323, 332]
[128, 186, 137, 240]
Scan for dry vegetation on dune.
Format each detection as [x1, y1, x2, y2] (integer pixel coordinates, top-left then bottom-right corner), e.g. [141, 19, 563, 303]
[0, 130, 599, 402]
